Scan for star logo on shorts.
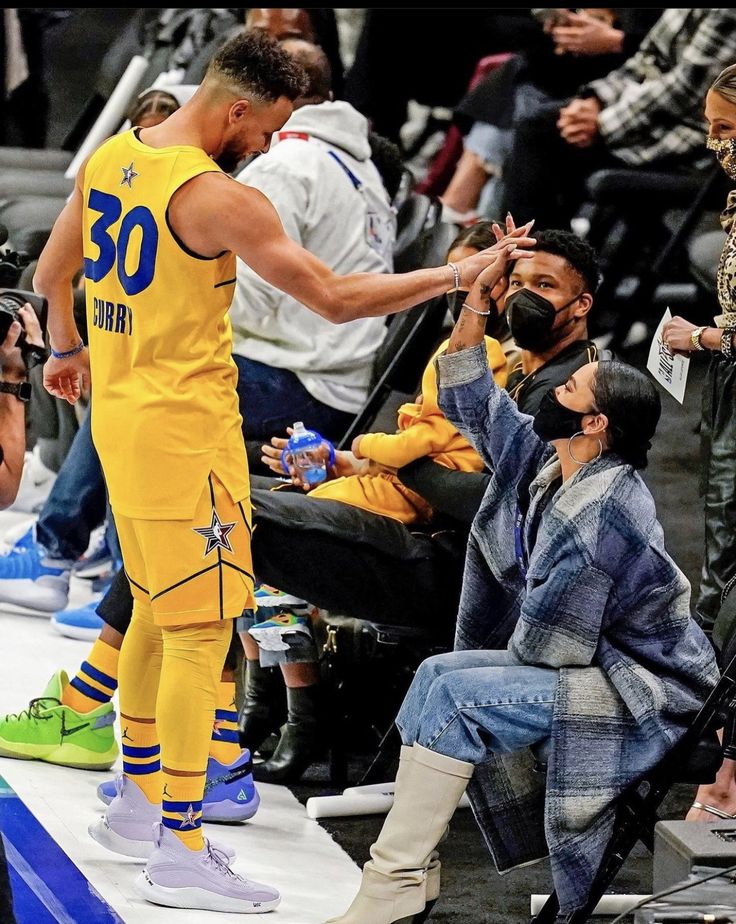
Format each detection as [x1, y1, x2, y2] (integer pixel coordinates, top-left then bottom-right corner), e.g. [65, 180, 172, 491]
[120, 162, 139, 188]
[193, 509, 236, 556]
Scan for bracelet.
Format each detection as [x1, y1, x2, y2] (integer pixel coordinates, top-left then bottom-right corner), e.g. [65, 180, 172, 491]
[461, 302, 491, 317]
[447, 261, 461, 291]
[721, 327, 736, 360]
[50, 340, 84, 360]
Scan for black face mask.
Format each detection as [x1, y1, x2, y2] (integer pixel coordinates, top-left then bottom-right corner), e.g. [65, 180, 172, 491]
[532, 387, 590, 442]
[447, 289, 471, 323]
[505, 287, 582, 352]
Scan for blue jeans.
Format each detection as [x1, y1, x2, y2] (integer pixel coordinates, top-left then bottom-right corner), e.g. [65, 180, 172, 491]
[396, 650, 557, 764]
[233, 355, 354, 443]
[36, 408, 109, 562]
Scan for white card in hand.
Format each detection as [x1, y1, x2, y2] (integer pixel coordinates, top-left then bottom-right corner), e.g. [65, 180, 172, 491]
[646, 309, 690, 404]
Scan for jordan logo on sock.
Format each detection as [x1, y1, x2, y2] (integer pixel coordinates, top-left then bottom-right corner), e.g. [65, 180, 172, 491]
[121, 726, 133, 742]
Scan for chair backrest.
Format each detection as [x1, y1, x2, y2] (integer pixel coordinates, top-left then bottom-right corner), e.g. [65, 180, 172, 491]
[337, 293, 449, 449]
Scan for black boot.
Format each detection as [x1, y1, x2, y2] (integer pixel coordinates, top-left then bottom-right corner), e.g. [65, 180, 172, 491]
[252, 684, 325, 784]
[238, 659, 287, 754]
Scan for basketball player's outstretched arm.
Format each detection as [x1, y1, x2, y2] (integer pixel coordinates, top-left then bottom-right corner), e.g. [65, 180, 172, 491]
[33, 168, 90, 404]
[170, 174, 535, 324]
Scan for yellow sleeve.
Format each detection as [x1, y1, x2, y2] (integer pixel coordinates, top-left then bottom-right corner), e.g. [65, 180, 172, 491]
[357, 418, 455, 468]
[357, 335, 508, 466]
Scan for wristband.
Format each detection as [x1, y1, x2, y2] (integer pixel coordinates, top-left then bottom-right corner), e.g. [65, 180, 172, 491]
[447, 262, 461, 291]
[461, 302, 491, 317]
[50, 340, 84, 360]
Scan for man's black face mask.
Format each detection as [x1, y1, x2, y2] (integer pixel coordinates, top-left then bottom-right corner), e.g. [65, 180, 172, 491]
[505, 287, 582, 352]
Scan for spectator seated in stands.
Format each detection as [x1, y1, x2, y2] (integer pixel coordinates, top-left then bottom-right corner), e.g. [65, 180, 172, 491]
[440, 7, 660, 224]
[326, 255, 720, 924]
[502, 8, 736, 229]
[231, 39, 398, 457]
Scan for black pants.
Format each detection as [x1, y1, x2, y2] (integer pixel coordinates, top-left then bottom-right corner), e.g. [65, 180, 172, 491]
[98, 484, 465, 644]
[698, 354, 736, 630]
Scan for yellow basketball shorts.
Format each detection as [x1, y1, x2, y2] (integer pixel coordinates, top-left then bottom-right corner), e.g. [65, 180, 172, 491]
[114, 473, 255, 626]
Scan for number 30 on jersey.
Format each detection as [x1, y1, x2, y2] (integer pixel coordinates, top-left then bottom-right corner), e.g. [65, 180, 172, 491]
[84, 189, 158, 296]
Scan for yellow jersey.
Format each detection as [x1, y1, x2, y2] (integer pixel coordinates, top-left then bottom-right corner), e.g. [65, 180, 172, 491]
[82, 129, 249, 519]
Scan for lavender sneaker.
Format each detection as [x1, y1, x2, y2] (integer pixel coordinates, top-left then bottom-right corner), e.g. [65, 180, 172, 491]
[88, 775, 235, 861]
[97, 750, 260, 822]
[136, 823, 281, 913]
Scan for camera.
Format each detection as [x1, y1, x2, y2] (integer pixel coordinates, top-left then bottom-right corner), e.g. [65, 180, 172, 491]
[0, 289, 48, 346]
[0, 222, 49, 366]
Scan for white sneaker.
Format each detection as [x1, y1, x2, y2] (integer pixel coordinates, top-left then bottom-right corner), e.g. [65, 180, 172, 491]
[136, 823, 281, 913]
[9, 447, 56, 514]
[0, 535, 71, 613]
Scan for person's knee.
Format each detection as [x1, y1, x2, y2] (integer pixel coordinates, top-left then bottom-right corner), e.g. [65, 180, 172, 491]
[417, 652, 460, 682]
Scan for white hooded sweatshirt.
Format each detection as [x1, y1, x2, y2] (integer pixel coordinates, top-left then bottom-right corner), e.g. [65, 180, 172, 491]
[230, 100, 396, 414]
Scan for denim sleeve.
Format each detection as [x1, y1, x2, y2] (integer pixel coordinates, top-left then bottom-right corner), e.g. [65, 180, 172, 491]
[509, 563, 614, 668]
[436, 343, 544, 485]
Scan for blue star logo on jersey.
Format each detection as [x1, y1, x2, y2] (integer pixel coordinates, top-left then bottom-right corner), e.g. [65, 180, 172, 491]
[120, 162, 139, 188]
[193, 509, 236, 557]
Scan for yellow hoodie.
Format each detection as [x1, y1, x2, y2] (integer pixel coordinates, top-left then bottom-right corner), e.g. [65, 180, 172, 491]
[309, 336, 506, 524]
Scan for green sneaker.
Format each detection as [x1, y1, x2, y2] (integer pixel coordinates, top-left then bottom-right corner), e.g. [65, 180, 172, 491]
[0, 670, 118, 770]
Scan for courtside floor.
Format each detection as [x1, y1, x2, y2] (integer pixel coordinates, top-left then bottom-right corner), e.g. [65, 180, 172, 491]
[0, 513, 361, 924]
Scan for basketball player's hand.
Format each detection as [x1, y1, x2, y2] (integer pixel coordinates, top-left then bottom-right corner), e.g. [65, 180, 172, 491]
[456, 219, 535, 289]
[43, 347, 90, 404]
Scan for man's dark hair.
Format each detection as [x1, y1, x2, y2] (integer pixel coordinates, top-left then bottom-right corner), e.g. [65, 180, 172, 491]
[208, 30, 307, 103]
[593, 360, 661, 470]
[533, 229, 600, 295]
[280, 39, 332, 103]
[368, 132, 404, 202]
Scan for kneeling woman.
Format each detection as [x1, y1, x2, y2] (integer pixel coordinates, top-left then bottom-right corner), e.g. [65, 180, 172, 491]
[327, 246, 719, 923]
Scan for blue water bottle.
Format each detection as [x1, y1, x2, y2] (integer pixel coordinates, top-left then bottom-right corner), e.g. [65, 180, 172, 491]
[280, 421, 336, 486]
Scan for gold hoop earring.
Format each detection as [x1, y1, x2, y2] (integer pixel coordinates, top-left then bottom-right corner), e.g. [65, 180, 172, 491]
[567, 431, 603, 466]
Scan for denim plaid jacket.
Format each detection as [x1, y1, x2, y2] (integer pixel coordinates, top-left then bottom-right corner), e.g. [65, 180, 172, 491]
[584, 8, 736, 167]
[436, 344, 719, 913]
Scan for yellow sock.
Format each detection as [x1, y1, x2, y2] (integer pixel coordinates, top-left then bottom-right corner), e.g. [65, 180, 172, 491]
[209, 681, 242, 766]
[121, 718, 161, 803]
[159, 619, 231, 851]
[62, 638, 119, 714]
[162, 771, 207, 850]
[118, 601, 163, 804]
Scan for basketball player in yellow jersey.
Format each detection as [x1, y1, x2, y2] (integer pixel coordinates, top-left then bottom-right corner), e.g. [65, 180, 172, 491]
[34, 32, 533, 915]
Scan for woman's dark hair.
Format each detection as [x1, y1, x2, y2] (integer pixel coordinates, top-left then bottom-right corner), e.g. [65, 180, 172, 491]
[127, 90, 179, 126]
[450, 220, 497, 253]
[593, 360, 661, 470]
[533, 229, 601, 294]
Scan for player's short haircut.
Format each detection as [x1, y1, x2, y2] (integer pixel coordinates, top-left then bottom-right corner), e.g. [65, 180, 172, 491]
[207, 30, 307, 104]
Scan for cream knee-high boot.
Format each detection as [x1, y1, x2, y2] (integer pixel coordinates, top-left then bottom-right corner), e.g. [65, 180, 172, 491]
[325, 744, 473, 924]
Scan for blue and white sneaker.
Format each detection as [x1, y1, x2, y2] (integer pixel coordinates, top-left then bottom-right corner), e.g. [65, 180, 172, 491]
[253, 583, 307, 608]
[0, 538, 72, 612]
[73, 525, 113, 580]
[51, 599, 104, 641]
[248, 610, 313, 652]
[97, 751, 260, 823]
